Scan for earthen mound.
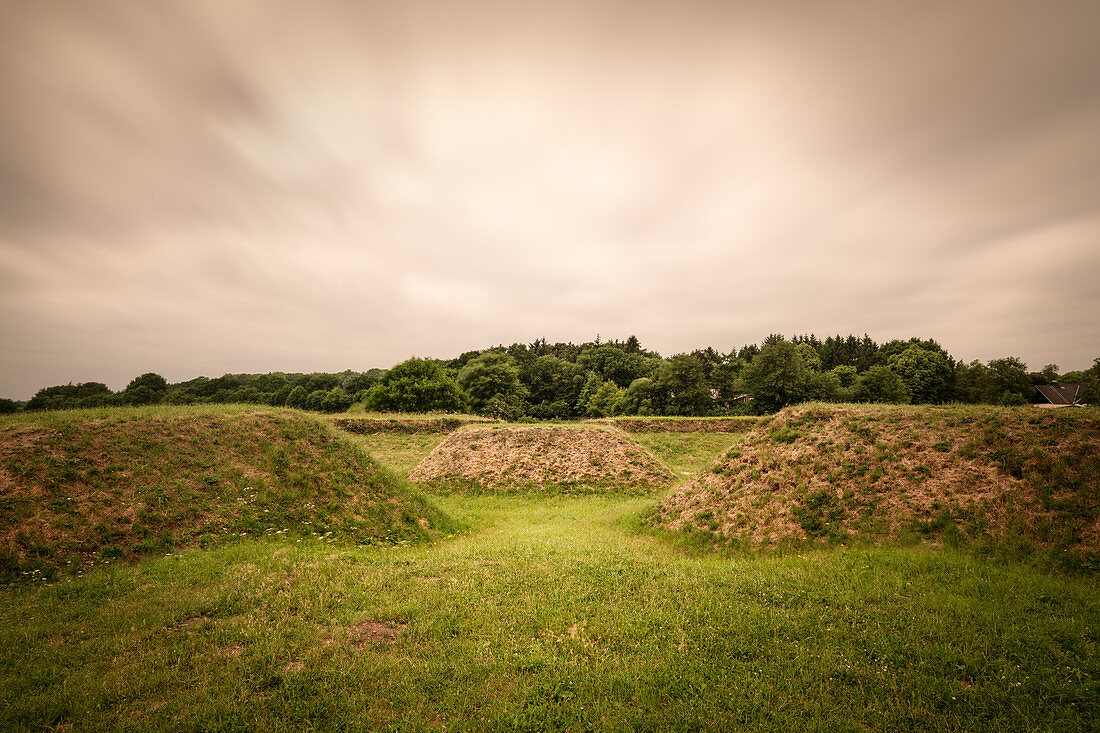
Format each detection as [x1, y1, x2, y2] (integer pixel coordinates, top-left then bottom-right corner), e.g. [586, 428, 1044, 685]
[0, 409, 455, 579]
[653, 404, 1100, 558]
[409, 426, 673, 493]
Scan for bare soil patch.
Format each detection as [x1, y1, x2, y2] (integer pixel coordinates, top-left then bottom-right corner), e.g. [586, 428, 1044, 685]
[350, 620, 406, 646]
[410, 426, 673, 493]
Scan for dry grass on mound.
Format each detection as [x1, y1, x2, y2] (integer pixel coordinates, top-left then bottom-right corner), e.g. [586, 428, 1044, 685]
[409, 426, 673, 492]
[0, 410, 452, 579]
[655, 404, 1100, 558]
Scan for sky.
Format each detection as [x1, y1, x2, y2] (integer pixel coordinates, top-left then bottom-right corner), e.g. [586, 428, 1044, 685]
[1, 0, 1099, 399]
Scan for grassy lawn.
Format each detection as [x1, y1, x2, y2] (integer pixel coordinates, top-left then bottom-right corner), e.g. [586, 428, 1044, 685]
[630, 432, 743, 476]
[3, 493, 1097, 731]
[343, 432, 449, 478]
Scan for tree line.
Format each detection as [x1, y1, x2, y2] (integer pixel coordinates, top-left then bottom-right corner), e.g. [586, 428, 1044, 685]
[4, 334, 1098, 417]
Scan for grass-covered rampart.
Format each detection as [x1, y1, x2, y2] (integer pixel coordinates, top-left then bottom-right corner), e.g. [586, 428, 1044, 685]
[654, 404, 1100, 569]
[0, 406, 457, 581]
[410, 425, 674, 494]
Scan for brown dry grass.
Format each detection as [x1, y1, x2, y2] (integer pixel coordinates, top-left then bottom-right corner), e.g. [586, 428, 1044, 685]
[654, 404, 1100, 556]
[409, 426, 673, 493]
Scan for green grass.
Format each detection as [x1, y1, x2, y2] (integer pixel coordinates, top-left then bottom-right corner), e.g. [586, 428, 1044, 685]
[343, 424, 742, 484]
[630, 432, 743, 476]
[2, 494, 1097, 731]
[342, 433, 448, 478]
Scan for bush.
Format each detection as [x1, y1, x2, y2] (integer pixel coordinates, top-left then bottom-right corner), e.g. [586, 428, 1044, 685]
[366, 358, 466, 413]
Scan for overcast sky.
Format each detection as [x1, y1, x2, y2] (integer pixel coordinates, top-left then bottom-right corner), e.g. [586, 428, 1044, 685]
[1, 0, 1099, 398]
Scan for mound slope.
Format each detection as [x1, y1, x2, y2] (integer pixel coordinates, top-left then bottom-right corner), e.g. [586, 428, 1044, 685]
[654, 405, 1100, 559]
[0, 409, 454, 579]
[409, 426, 673, 492]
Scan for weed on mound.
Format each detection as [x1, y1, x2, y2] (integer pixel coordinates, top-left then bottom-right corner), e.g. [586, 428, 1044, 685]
[0, 408, 456, 581]
[409, 425, 673, 493]
[653, 404, 1100, 567]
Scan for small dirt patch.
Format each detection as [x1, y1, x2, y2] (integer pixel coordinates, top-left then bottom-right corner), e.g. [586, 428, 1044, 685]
[350, 620, 406, 646]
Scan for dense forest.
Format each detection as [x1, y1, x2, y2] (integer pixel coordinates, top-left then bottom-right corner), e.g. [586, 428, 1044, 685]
[4, 334, 1098, 417]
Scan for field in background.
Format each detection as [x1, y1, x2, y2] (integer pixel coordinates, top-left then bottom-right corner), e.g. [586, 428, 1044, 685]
[1, 406, 1097, 731]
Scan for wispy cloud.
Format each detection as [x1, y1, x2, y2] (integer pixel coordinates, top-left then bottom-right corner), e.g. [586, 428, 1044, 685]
[1, 0, 1098, 397]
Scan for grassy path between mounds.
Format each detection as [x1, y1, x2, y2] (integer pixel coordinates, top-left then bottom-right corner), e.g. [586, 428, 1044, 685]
[2, 491, 1098, 731]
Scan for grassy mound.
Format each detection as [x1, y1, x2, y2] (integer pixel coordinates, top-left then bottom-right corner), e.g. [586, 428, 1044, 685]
[653, 404, 1100, 566]
[0, 407, 457, 580]
[409, 426, 673, 493]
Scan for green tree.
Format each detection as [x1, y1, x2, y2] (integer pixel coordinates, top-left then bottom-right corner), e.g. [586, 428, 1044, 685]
[740, 340, 814, 412]
[0, 398, 18, 414]
[120, 372, 168, 406]
[986, 357, 1031, 405]
[828, 365, 858, 401]
[27, 382, 114, 410]
[304, 389, 327, 411]
[365, 358, 466, 413]
[585, 380, 623, 417]
[614, 377, 655, 415]
[796, 343, 823, 372]
[457, 352, 528, 417]
[855, 365, 910, 404]
[577, 345, 656, 388]
[522, 355, 585, 419]
[319, 387, 354, 413]
[576, 372, 602, 414]
[653, 355, 712, 415]
[953, 360, 990, 403]
[285, 385, 308, 409]
[889, 345, 953, 404]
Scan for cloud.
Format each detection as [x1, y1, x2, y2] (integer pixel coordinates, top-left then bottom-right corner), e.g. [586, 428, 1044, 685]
[1, 0, 1099, 397]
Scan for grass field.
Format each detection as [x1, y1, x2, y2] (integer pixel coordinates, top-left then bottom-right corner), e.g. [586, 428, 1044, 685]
[343, 432, 450, 479]
[629, 432, 743, 476]
[2, 406, 1098, 731]
[2, 494, 1097, 731]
